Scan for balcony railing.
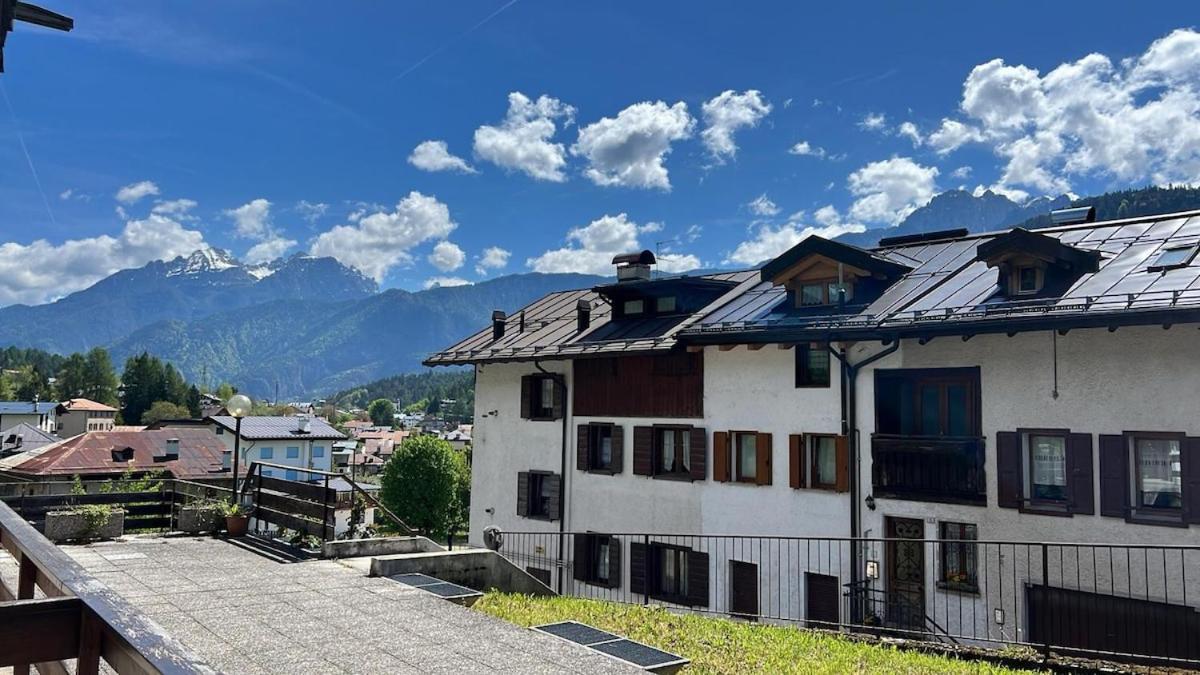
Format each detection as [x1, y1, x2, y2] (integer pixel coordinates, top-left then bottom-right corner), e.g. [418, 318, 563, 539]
[871, 434, 986, 504]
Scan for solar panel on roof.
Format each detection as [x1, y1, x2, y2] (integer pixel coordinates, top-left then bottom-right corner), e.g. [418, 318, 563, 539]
[416, 581, 479, 598]
[389, 573, 441, 587]
[534, 621, 620, 646]
[591, 639, 689, 670]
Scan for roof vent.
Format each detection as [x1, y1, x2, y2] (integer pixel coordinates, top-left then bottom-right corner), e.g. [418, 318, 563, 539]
[298, 416, 311, 433]
[576, 299, 591, 332]
[1050, 206, 1096, 226]
[613, 250, 655, 282]
[155, 438, 179, 462]
[491, 310, 506, 341]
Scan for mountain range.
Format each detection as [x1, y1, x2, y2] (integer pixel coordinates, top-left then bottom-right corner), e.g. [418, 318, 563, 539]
[2, 186, 1197, 398]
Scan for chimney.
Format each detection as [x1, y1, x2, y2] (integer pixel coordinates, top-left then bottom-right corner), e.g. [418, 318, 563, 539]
[612, 250, 656, 282]
[491, 310, 507, 341]
[298, 415, 311, 433]
[577, 299, 591, 332]
[164, 438, 179, 460]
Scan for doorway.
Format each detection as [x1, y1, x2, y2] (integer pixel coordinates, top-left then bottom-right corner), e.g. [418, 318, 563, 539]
[885, 516, 926, 632]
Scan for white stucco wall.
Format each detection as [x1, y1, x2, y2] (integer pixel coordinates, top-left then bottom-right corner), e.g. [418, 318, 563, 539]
[212, 423, 334, 478]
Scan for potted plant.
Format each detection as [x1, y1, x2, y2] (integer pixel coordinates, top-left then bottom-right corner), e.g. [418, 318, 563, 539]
[224, 502, 251, 537]
[178, 499, 224, 534]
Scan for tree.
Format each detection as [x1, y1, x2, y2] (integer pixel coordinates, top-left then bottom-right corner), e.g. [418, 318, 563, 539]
[215, 382, 235, 402]
[185, 385, 202, 418]
[379, 436, 461, 538]
[140, 401, 192, 425]
[367, 398, 396, 427]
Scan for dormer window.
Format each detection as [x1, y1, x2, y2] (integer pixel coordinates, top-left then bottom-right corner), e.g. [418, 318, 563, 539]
[976, 228, 1101, 301]
[1013, 265, 1042, 295]
[656, 296, 677, 313]
[623, 299, 644, 315]
[797, 280, 854, 307]
[759, 235, 910, 312]
[1147, 245, 1197, 272]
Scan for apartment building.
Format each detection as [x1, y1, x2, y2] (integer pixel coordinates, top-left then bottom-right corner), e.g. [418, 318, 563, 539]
[208, 415, 343, 479]
[427, 208, 1200, 660]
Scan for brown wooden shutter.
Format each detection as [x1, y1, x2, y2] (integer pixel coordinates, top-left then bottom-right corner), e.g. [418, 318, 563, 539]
[1067, 433, 1094, 515]
[547, 473, 562, 521]
[805, 572, 840, 628]
[789, 434, 805, 489]
[632, 427, 654, 475]
[516, 472, 530, 516]
[686, 549, 709, 608]
[573, 534, 588, 581]
[607, 538, 622, 589]
[1184, 437, 1200, 524]
[713, 432, 730, 482]
[996, 431, 1021, 509]
[729, 561, 759, 617]
[1098, 434, 1127, 518]
[550, 379, 564, 420]
[689, 427, 707, 481]
[756, 432, 772, 486]
[610, 426, 624, 473]
[629, 542, 647, 595]
[834, 435, 850, 493]
[520, 376, 533, 419]
[576, 425, 590, 471]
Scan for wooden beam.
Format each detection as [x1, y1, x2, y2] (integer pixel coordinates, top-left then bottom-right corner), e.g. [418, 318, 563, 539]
[718, 344, 737, 351]
[0, 597, 82, 668]
[747, 343, 765, 351]
[777, 343, 794, 350]
[686, 345, 703, 353]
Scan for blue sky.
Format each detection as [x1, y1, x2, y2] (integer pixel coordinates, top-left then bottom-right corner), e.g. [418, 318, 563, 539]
[1, 2, 1198, 305]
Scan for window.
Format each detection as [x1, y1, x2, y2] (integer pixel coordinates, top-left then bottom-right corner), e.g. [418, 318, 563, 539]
[285, 469, 298, 481]
[1132, 435, 1182, 511]
[734, 432, 757, 482]
[938, 522, 978, 592]
[1015, 265, 1040, 294]
[655, 545, 688, 602]
[796, 280, 853, 306]
[262, 469, 273, 478]
[795, 344, 831, 388]
[1025, 433, 1067, 503]
[623, 299, 644, 315]
[522, 374, 561, 420]
[575, 534, 619, 587]
[799, 282, 825, 306]
[260, 447, 274, 460]
[1148, 245, 1197, 272]
[286, 446, 300, 459]
[655, 427, 690, 477]
[588, 424, 614, 471]
[526, 472, 553, 519]
[215, 426, 224, 435]
[656, 296, 677, 313]
[313, 446, 325, 458]
[810, 435, 838, 490]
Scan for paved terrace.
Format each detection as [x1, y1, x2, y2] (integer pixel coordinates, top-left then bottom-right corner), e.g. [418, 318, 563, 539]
[2, 535, 637, 675]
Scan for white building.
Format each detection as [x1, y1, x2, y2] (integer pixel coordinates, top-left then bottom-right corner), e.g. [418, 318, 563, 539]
[0, 401, 57, 435]
[55, 398, 118, 438]
[427, 209, 1200, 663]
[208, 415, 344, 480]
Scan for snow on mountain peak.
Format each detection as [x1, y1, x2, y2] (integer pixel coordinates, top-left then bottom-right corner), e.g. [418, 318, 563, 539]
[166, 248, 240, 277]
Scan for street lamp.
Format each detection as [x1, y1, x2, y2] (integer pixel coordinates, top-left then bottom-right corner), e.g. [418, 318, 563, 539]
[226, 394, 252, 503]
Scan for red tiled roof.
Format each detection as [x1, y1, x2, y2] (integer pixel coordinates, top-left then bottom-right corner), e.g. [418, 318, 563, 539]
[0, 428, 226, 479]
[59, 398, 118, 413]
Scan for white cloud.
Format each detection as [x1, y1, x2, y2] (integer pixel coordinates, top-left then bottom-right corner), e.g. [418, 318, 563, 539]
[926, 119, 984, 154]
[473, 92, 575, 182]
[951, 165, 973, 179]
[245, 236, 297, 264]
[475, 246, 511, 276]
[847, 157, 939, 225]
[527, 213, 700, 275]
[58, 189, 76, 201]
[725, 208, 865, 266]
[295, 200, 329, 223]
[747, 193, 780, 217]
[788, 140, 827, 158]
[151, 198, 198, 218]
[858, 112, 887, 131]
[225, 198, 272, 239]
[423, 276, 472, 289]
[700, 89, 772, 162]
[428, 240, 466, 272]
[934, 29, 1200, 195]
[408, 140, 477, 174]
[310, 191, 456, 282]
[115, 180, 160, 204]
[897, 121, 922, 146]
[0, 215, 206, 305]
[572, 101, 695, 190]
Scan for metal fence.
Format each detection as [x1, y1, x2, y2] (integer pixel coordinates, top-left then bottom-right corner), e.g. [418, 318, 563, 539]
[497, 531, 1200, 667]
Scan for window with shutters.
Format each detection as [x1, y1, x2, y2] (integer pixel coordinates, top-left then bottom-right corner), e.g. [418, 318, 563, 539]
[1024, 431, 1068, 508]
[589, 424, 614, 471]
[575, 533, 620, 588]
[533, 376, 557, 420]
[1131, 433, 1183, 517]
[734, 432, 757, 482]
[786, 433, 847, 492]
[937, 522, 978, 593]
[1000, 429, 1092, 516]
[810, 435, 838, 490]
[520, 471, 559, 520]
[655, 427, 691, 478]
[795, 344, 831, 388]
[653, 545, 688, 604]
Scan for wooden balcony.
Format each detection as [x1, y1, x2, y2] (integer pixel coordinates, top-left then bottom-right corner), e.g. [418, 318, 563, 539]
[870, 434, 987, 505]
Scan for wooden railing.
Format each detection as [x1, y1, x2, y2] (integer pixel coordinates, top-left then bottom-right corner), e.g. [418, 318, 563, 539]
[870, 434, 987, 504]
[0, 500, 216, 674]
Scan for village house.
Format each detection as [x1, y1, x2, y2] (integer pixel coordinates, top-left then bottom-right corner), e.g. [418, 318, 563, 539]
[0, 400, 57, 435]
[426, 208, 1200, 660]
[0, 422, 58, 458]
[55, 398, 118, 437]
[207, 414, 344, 480]
[0, 427, 226, 481]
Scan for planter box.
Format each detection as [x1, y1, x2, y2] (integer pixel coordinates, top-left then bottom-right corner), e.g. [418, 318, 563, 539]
[45, 509, 124, 543]
[177, 505, 223, 534]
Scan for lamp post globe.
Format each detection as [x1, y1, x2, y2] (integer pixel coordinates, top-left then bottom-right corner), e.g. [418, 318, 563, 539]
[226, 394, 253, 503]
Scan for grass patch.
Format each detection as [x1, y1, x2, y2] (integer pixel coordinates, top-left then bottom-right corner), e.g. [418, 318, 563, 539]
[475, 593, 1042, 674]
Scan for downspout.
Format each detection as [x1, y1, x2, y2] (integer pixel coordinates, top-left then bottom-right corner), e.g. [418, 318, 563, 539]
[535, 360, 569, 595]
[828, 338, 899, 621]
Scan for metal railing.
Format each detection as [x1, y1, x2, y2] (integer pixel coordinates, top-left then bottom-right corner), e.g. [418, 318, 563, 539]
[496, 531, 1200, 668]
[870, 434, 987, 504]
[0, 500, 216, 674]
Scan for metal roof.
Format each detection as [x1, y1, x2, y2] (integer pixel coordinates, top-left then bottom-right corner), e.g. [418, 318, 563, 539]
[0, 401, 57, 415]
[0, 428, 225, 479]
[208, 416, 346, 441]
[424, 271, 758, 365]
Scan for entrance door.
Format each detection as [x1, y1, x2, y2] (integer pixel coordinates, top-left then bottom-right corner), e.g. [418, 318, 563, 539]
[885, 517, 926, 632]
